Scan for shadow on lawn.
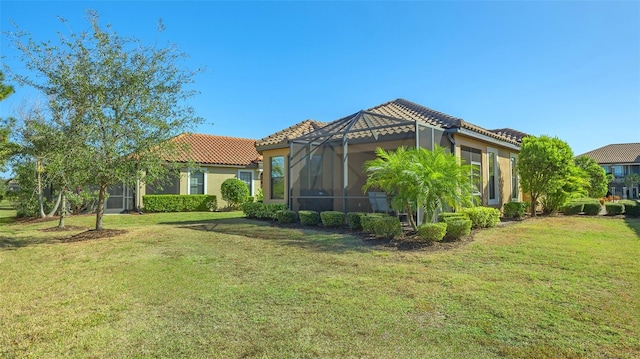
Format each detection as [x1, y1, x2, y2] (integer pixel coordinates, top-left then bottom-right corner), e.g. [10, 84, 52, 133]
[0, 235, 61, 249]
[623, 217, 640, 238]
[163, 217, 381, 254]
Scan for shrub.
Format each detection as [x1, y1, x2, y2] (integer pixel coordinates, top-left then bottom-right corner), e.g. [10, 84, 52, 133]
[241, 202, 287, 220]
[255, 188, 264, 202]
[321, 211, 345, 227]
[366, 216, 401, 239]
[361, 213, 391, 233]
[620, 200, 640, 217]
[582, 202, 601, 216]
[503, 201, 527, 219]
[416, 222, 447, 242]
[276, 209, 298, 223]
[442, 218, 472, 240]
[437, 212, 469, 222]
[143, 194, 217, 212]
[561, 202, 583, 215]
[605, 203, 624, 216]
[220, 178, 250, 209]
[347, 212, 367, 230]
[462, 207, 501, 228]
[299, 210, 320, 226]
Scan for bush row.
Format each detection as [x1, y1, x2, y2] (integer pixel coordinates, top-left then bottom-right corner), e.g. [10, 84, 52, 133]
[142, 195, 217, 212]
[461, 207, 501, 229]
[561, 198, 640, 216]
[240, 202, 288, 220]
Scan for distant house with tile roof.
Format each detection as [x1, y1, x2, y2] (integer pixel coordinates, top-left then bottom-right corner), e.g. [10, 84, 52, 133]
[106, 134, 262, 213]
[579, 143, 640, 199]
[255, 98, 528, 221]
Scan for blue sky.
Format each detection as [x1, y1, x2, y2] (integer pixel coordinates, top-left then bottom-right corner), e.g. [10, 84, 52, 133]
[1, 1, 639, 177]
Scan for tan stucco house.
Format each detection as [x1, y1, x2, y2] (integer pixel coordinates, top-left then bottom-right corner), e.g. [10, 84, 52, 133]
[105, 134, 262, 213]
[579, 143, 640, 199]
[255, 99, 527, 222]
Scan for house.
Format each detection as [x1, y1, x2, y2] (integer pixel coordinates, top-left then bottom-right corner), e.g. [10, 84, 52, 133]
[579, 143, 640, 199]
[105, 133, 262, 213]
[255, 98, 527, 223]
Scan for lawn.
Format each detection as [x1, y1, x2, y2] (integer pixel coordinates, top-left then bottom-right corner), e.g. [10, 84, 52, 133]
[0, 206, 639, 358]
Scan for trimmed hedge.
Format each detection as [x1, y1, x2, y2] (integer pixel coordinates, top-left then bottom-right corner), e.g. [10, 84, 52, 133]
[416, 222, 447, 242]
[299, 210, 320, 226]
[321, 211, 345, 227]
[562, 202, 584, 215]
[620, 200, 640, 217]
[240, 202, 287, 219]
[361, 213, 392, 233]
[276, 209, 298, 223]
[605, 203, 624, 216]
[462, 207, 501, 228]
[365, 216, 401, 239]
[582, 202, 601, 216]
[503, 201, 527, 219]
[442, 218, 472, 240]
[143, 195, 217, 212]
[347, 212, 367, 230]
[437, 212, 469, 222]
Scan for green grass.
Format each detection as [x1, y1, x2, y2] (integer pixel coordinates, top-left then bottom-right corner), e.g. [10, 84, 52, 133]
[0, 211, 639, 358]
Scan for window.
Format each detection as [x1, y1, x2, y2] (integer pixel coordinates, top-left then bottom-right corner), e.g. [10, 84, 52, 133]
[270, 156, 285, 199]
[510, 154, 519, 200]
[189, 170, 205, 194]
[487, 148, 499, 205]
[238, 171, 253, 195]
[613, 165, 624, 177]
[461, 146, 482, 200]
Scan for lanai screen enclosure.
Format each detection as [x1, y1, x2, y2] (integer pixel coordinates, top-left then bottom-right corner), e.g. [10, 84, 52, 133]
[288, 111, 452, 216]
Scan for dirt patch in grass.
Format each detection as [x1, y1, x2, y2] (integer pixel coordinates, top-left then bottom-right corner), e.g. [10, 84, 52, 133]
[62, 229, 128, 243]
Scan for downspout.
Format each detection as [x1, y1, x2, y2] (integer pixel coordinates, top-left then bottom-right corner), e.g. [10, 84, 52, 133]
[447, 131, 456, 153]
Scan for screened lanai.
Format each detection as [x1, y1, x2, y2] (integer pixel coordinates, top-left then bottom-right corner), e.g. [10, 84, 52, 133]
[288, 110, 452, 214]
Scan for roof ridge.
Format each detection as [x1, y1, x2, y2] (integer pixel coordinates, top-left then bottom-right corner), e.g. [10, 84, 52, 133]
[182, 133, 257, 142]
[393, 98, 464, 121]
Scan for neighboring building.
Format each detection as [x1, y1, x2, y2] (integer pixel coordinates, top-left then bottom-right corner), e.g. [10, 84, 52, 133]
[255, 98, 527, 223]
[579, 143, 640, 199]
[106, 133, 262, 214]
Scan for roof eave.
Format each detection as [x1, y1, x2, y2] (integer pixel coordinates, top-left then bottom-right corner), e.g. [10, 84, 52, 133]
[446, 127, 521, 151]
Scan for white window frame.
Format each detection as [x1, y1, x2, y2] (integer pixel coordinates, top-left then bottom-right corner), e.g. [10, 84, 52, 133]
[487, 147, 500, 205]
[237, 170, 254, 196]
[187, 169, 207, 195]
[510, 153, 519, 201]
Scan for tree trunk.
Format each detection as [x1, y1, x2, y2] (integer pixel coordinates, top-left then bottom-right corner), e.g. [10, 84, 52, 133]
[530, 194, 537, 217]
[47, 190, 62, 217]
[58, 189, 66, 228]
[36, 159, 45, 218]
[405, 201, 417, 230]
[95, 182, 108, 231]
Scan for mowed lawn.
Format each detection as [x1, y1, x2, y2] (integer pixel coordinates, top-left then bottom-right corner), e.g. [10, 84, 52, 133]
[0, 203, 638, 358]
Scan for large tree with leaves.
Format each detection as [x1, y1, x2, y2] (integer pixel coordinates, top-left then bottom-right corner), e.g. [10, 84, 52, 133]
[517, 135, 574, 216]
[5, 11, 201, 230]
[0, 70, 17, 170]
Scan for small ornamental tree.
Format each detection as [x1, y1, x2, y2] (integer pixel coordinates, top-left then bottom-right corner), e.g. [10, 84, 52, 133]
[221, 178, 250, 209]
[575, 156, 609, 198]
[5, 11, 202, 230]
[517, 135, 574, 216]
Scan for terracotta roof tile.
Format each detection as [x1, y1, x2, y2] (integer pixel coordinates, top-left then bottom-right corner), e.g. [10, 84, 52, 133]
[488, 128, 529, 143]
[256, 119, 326, 148]
[169, 133, 260, 167]
[579, 143, 640, 164]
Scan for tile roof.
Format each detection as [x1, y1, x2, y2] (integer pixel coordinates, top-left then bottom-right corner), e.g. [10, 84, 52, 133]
[488, 128, 530, 143]
[578, 143, 640, 164]
[256, 119, 326, 148]
[169, 133, 260, 167]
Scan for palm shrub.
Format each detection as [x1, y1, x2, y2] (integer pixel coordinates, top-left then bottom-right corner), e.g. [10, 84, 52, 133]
[461, 207, 500, 228]
[416, 222, 447, 242]
[605, 203, 624, 216]
[299, 210, 320, 226]
[320, 211, 345, 227]
[220, 178, 250, 209]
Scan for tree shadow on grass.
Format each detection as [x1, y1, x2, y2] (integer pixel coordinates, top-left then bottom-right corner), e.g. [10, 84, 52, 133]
[623, 217, 640, 238]
[164, 217, 385, 254]
[0, 235, 63, 250]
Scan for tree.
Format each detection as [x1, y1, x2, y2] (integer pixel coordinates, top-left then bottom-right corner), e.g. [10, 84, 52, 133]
[363, 146, 475, 230]
[517, 135, 574, 216]
[575, 156, 609, 198]
[5, 11, 201, 230]
[0, 70, 17, 170]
